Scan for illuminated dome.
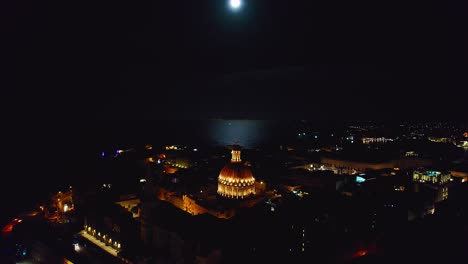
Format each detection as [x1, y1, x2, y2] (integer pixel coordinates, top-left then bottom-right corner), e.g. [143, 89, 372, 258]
[217, 146, 255, 199]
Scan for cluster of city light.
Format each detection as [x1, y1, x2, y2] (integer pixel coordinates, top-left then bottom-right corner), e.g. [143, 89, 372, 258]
[413, 170, 451, 185]
[165, 145, 185, 150]
[85, 225, 121, 250]
[173, 163, 188, 169]
[310, 164, 326, 171]
[165, 161, 189, 169]
[405, 151, 419, 157]
[291, 189, 309, 198]
[428, 137, 451, 143]
[361, 137, 393, 144]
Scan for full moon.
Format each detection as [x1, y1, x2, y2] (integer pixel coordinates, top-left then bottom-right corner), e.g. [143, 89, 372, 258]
[229, 0, 241, 9]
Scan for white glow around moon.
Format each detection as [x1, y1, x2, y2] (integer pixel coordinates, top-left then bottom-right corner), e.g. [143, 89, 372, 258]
[230, 0, 241, 9]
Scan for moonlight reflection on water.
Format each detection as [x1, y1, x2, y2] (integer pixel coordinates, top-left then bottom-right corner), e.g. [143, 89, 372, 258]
[209, 120, 276, 148]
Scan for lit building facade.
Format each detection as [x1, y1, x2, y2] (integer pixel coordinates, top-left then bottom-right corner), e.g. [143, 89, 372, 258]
[52, 190, 74, 214]
[413, 170, 451, 185]
[217, 146, 255, 199]
[361, 137, 393, 144]
[115, 196, 141, 218]
[413, 170, 451, 202]
[427, 137, 452, 143]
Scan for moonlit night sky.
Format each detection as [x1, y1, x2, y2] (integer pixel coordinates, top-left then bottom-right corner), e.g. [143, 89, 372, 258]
[8, 0, 467, 123]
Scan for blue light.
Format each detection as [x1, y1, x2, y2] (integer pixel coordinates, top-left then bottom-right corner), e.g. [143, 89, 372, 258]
[101, 151, 105, 157]
[356, 176, 366, 183]
[426, 171, 440, 177]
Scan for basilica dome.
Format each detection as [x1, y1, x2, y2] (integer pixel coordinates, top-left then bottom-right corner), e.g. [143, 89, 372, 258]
[217, 146, 255, 199]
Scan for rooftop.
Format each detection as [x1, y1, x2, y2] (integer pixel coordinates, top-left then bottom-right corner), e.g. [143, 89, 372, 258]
[414, 170, 444, 177]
